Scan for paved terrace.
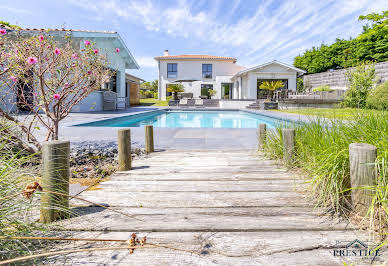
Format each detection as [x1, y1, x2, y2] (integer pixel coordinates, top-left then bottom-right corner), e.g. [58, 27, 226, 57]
[53, 149, 380, 265]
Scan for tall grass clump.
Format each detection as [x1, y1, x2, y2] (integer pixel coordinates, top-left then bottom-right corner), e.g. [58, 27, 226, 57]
[0, 124, 49, 260]
[263, 111, 388, 237]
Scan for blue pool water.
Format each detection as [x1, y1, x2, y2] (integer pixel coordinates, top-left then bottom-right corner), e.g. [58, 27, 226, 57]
[76, 110, 286, 128]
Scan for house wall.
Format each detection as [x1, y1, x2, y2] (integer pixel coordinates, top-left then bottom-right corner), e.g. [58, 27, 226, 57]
[158, 59, 244, 100]
[238, 64, 298, 99]
[71, 91, 104, 112]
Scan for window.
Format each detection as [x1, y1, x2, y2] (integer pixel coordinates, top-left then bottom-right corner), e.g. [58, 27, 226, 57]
[167, 63, 177, 78]
[202, 64, 212, 79]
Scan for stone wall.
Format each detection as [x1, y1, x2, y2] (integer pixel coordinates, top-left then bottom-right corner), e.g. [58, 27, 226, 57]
[303, 61, 388, 90]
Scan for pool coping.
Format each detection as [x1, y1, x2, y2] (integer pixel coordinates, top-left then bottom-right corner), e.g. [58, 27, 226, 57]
[70, 108, 307, 128]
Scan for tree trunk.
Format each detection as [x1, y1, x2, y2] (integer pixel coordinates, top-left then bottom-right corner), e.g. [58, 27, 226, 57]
[173, 92, 178, 101]
[52, 121, 59, 140]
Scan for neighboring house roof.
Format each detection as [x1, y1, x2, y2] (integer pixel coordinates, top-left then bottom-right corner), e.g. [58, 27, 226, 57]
[154, 54, 237, 63]
[2, 26, 139, 69]
[125, 72, 145, 83]
[233, 60, 306, 77]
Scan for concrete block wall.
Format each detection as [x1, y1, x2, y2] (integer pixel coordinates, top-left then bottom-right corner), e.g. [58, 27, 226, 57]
[303, 61, 388, 90]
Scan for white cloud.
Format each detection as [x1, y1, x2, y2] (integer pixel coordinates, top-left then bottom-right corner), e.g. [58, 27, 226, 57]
[69, 0, 386, 66]
[136, 56, 158, 68]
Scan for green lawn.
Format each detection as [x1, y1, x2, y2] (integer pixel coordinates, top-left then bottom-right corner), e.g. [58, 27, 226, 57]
[140, 98, 169, 106]
[275, 108, 386, 119]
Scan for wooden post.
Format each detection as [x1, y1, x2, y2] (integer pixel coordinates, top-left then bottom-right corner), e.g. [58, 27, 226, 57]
[145, 125, 154, 154]
[282, 128, 295, 163]
[349, 143, 377, 216]
[118, 129, 132, 171]
[257, 124, 267, 150]
[40, 140, 70, 223]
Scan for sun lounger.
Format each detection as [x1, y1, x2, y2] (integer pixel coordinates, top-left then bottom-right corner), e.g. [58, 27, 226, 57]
[195, 99, 203, 105]
[179, 99, 188, 106]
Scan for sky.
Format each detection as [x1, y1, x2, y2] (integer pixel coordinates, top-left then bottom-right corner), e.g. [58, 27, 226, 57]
[1, 0, 386, 81]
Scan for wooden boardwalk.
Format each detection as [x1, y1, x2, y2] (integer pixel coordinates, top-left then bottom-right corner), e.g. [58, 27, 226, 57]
[60, 150, 374, 265]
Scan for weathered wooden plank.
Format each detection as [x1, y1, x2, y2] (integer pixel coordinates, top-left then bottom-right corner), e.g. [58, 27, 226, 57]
[48, 231, 383, 266]
[61, 207, 353, 232]
[71, 191, 309, 208]
[111, 171, 298, 181]
[95, 180, 305, 192]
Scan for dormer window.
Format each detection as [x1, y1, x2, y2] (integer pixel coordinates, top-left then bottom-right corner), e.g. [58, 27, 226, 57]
[202, 64, 212, 79]
[167, 63, 177, 78]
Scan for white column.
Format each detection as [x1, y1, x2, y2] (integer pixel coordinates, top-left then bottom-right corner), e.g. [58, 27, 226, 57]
[238, 77, 242, 99]
[117, 70, 126, 109]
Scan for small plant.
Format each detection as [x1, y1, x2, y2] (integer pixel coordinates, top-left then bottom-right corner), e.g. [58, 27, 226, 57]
[312, 85, 333, 92]
[259, 80, 284, 101]
[342, 62, 376, 108]
[208, 89, 216, 99]
[366, 81, 388, 110]
[167, 83, 184, 100]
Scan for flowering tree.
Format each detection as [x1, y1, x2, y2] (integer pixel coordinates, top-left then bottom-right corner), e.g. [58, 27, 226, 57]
[0, 29, 114, 152]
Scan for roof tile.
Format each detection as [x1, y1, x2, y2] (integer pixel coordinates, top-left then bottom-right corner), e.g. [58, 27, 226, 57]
[154, 54, 237, 62]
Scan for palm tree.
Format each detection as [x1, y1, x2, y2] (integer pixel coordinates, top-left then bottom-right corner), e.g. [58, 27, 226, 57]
[259, 80, 284, 101]
[167, 83, 184, 100]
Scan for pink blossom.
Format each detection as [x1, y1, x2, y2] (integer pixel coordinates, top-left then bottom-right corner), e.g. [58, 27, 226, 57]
[71, 53, 78, 59]
[84, 40, 90, 46]
[27, 57, 38, 65]
[54, 48, 61, 55]
[116, 48, 120, 53]
[0, 29, 6, 35]
[93, 49, 98, 54]
[10, 76, 17, 82]
[64, 82, 70, 88]
[87, 71, 92, 75]
[39, 35, 44, 41]
[33, 92, 37, 96]
[53, 94, 60, 100]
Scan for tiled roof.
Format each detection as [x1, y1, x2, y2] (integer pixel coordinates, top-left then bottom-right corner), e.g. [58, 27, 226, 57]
[0, 25, 116, 34]
[154, 54, 237, 62]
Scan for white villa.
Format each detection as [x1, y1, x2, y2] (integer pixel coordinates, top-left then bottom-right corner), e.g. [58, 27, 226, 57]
[155, 50, 306, 101]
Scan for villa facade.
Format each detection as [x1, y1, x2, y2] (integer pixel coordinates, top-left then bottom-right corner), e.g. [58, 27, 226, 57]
[0, 27, 140, 112]
[155, 50, 305, 100]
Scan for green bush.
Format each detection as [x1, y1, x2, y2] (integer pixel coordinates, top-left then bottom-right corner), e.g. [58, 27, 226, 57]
[296, 77, 304, 93]
[153, 92, 158, 99]
[312, 85, 333, 92]
[342, 62, 376, 108]
[367, 81, 388, 110]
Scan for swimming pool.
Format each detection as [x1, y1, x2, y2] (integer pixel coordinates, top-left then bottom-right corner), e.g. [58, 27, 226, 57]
[76, 110, 287, 128]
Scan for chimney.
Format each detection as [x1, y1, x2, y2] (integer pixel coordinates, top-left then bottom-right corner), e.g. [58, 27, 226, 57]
[163, 50, 169, 56]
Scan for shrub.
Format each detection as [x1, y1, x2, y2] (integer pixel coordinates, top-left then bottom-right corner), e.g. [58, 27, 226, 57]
[153, 92, 158, 99]
[366, 81, 388, 110]
[312, 85, 333, 92]
[342, 62, 376, 108]
[296, 77, 304, 93]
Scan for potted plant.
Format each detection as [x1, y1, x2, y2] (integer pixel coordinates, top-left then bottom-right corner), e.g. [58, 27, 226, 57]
[167, 83, 184, 101]
[208, 89, 216, 99]
[259, 80, 284, 101]
[259, 81, 284, 109]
